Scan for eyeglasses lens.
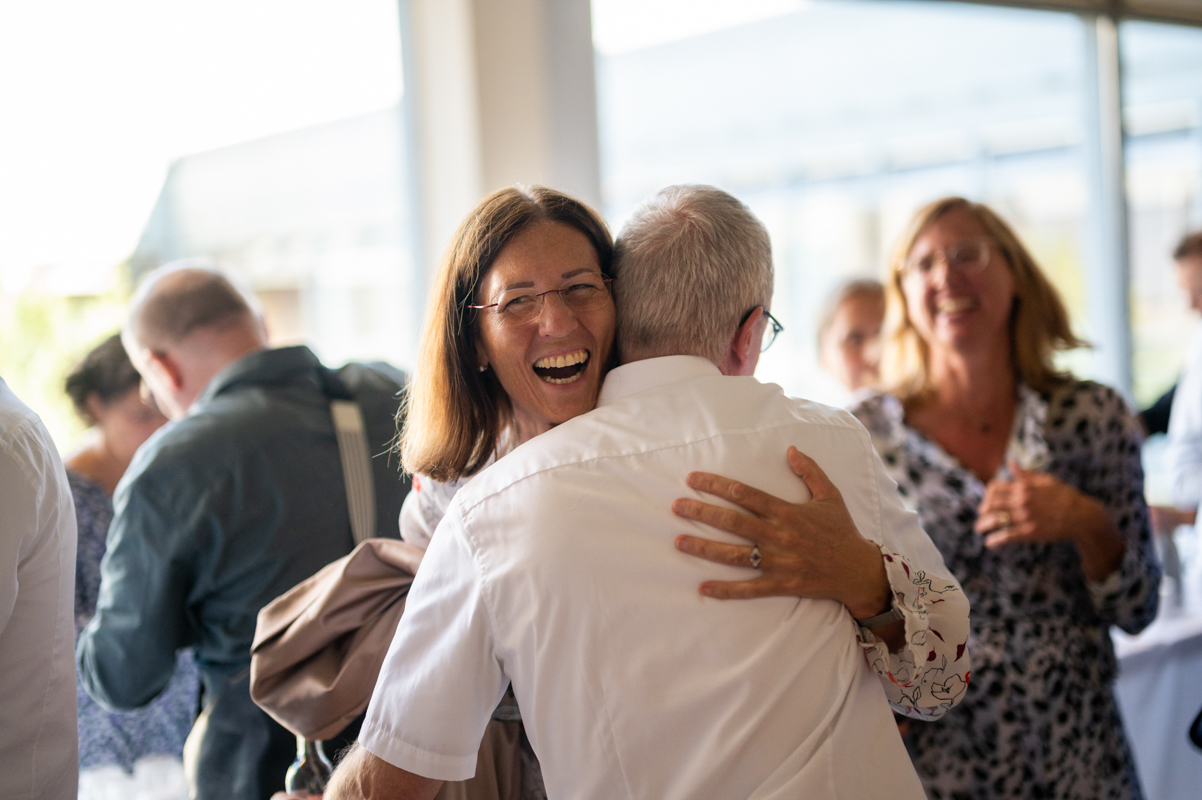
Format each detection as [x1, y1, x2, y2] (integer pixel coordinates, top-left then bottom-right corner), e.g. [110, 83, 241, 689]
[904, 239, 989, 278]
[761, 312, 783, 352]
[947, 241, 988, 272]
[496, 278, 612, 324]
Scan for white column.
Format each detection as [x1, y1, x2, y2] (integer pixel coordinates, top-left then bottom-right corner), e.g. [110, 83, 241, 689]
[398, 0, 601, 293]
[1082, 13, 1134, 399]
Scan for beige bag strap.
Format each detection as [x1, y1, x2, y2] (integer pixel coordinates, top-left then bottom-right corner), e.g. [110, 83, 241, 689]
[330, 399, 376, 545]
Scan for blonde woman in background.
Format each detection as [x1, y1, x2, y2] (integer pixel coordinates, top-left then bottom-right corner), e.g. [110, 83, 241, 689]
[848, 197, 1160, 798]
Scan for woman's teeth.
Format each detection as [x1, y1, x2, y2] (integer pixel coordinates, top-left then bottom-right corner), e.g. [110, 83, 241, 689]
[534, 350, 588, 369]
[533, 349, 589, 384]
[937, 297, 975, 313]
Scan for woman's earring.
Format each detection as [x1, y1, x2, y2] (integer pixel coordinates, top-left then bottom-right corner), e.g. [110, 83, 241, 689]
[478, 364, 488, 372]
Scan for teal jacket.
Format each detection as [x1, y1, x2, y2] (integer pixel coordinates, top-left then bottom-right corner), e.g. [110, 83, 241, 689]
[78, 346, 410, 710]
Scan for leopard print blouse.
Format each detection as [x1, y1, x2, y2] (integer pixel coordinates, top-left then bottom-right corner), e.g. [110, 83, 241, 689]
[853, 380, 1161, 800]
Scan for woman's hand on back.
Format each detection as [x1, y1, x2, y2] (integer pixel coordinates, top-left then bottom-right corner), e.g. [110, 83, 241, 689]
[671, 446, 891, 620]
[976, 462, 1125, 581]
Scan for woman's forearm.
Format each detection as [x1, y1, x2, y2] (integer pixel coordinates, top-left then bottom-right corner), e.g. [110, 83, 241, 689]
[1072, 494, 1126, 583]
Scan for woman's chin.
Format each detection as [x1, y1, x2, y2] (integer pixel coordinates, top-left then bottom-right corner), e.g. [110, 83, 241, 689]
[537, 375, 602, 424]
[931, 319, 1005, 352]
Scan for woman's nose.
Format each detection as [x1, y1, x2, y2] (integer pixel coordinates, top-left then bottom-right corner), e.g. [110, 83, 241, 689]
[537, 291, 579, 335]
[926, 257, 953, 287]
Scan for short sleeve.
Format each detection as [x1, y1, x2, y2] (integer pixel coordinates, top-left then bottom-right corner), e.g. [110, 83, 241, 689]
[360, 501, 508, 781]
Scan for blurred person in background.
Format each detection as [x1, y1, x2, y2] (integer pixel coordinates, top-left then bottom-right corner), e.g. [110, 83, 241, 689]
[76, 262, 410, 800]
[1159, 232, 1202, 535]
[64, 333, 199, 773]
[851, 197, 1157, 797]
[816, 278, 885, 404]
[0, 375, 79, 800]
[1137, 383, 1174, 438]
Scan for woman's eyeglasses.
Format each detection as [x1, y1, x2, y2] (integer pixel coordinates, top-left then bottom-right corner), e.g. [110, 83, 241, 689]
[469, 276, 613, 325]
[900, 238, 992, 280]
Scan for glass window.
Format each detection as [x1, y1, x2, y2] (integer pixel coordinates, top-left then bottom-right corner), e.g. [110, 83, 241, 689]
[594, 0, 1092, 404]
[0, 0, 409, 448]
[1120, 20, 1202, 409]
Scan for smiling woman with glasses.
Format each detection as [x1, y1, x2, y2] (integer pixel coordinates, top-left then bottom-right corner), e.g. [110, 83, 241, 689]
[853, 196, 1158, 799]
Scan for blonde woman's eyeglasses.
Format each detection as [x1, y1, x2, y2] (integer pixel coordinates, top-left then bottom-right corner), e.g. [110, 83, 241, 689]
[900, 238, 992, 280]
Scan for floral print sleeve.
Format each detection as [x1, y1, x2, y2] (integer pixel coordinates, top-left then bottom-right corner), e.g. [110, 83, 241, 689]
[857, 546, 972, 720]
[1053, 383, 1160, 633]
[853, 426, 972, 721]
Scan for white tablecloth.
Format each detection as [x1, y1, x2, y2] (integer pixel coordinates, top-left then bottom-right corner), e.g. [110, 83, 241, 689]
[1114, 613, 1202, 800]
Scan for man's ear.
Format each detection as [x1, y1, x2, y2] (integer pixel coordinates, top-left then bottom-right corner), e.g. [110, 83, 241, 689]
[145, 349, 185, 393]
[719, 308, 762, 377]
[84, 394, 107, 425]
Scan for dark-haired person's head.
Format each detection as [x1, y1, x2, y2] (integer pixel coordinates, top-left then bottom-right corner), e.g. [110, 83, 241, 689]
[613, 185, 774, 375]
[1173, 231, 1202, 314]
[399, 185, 615, 483]
[123, 260, 268, 419]
[66, 334, 141, 423]
[65, 333, 167, 469]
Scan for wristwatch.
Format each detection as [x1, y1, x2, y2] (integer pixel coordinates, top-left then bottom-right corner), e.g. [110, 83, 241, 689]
[854, 597, 904, 629]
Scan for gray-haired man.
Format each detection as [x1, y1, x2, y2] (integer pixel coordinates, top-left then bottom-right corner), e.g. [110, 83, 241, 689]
[330, 186, 968, 800]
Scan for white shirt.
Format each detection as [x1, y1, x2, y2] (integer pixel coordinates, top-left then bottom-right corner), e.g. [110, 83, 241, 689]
[0, 378, 78, 800]
[363, 357, 968, 799]
[1168, 321, 1202, 507]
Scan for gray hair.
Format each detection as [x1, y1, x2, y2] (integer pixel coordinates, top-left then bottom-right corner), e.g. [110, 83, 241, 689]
[613, 185, 774, 363]
[125, 259, 262, 351]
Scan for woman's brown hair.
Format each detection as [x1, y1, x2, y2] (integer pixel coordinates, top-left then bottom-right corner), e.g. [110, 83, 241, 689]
[398, 185, 613, 482]
[65, 333, 142, 425]
[882, 197, 1087, 401]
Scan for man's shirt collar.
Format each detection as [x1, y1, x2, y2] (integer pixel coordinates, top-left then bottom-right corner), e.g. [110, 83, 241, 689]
[196, 345, 322, 406]
[597, 355, 722, 407]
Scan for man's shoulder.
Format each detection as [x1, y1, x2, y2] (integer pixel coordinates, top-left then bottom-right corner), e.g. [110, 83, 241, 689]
[0, 381, 42, 445]
[609, 373, 867, 439]
[125, 357, 404, 497]
[331, 362, 405, 428]
[122, 383, 301, 494]
[455, 374, 867, 513]
[0, 383, 72, 549]
[0, 382, 64, 480]
[335, 361, 406, 396]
